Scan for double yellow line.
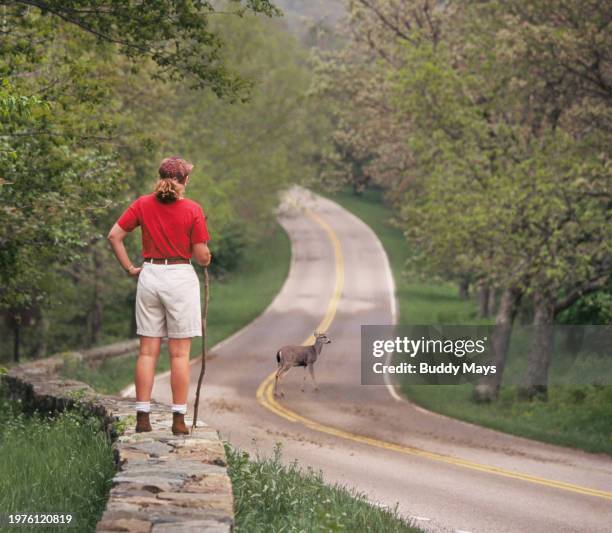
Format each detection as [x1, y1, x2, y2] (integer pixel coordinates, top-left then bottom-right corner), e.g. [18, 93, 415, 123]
[256, 203, 612, 502]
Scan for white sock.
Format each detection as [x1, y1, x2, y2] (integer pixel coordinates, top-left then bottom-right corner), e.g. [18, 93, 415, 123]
[135, 401, 151, 413]
[171, 404, 187, 415]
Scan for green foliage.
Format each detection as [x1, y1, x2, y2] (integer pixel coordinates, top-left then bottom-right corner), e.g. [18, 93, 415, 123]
[208, 221, 248, 276]
[172, 13, 322, 236]
[391, 30, 611, 297]
[0, 383, 115, 532]
[0, 79, 48, 122]
[0, 144, 120, 310]
[1, 1, 283, 312]
[0, 3, 323, 361]
[63, 387, 90, 401]
[3, 0, 280, 98]
[225, 443, 419, 532]
[317, 0, 611, 303]
[557, 287, 612, 325]
[1, 19, 122, 315]
[113, 414, 135, 436]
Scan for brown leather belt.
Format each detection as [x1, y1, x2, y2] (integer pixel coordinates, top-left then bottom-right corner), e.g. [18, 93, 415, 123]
[144, 257, 191, 265]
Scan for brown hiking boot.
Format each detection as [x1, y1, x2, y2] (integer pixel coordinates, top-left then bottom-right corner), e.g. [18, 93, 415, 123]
[135, 411, 152, 433]
[172, 412, 189, 435]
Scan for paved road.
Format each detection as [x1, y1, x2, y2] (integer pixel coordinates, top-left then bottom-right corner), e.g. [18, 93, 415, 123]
[125, 187, 612, 533]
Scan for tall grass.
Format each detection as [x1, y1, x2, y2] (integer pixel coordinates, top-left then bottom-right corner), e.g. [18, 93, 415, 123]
[0, 384, 115, 532]
[61, 223, 291, 394]
[226, 444, 419, 533]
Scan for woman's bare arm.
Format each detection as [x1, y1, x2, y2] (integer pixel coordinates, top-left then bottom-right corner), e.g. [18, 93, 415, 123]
[192, 242, 212, 266]
[107, 223, 142, 276]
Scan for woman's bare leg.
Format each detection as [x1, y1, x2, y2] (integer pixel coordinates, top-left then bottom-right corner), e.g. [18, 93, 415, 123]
[135, 336, 161, 402]
[168, 338, 191, 405]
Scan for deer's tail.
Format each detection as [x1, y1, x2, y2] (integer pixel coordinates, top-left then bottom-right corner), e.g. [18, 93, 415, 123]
[276, 350, 282, 366]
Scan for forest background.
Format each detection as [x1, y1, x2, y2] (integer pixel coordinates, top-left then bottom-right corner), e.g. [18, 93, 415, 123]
[1, 0, 610, 406]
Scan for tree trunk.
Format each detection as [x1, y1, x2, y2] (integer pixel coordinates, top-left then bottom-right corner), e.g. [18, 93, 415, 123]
[487, 287, 497, 316]
[519, 291, 555, 401]
[87, 248, 104, 346]
[13, 320, 21, 363]
[458, 277, 470, 300]
[476, 281, 490, 318]
[473, 287, 522, 402]
[29, 307, 49, 359]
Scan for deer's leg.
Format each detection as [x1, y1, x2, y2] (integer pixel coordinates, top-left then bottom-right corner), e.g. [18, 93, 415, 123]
[273, 367, 283, 397]
[274, 366, 290, 397]
[301, 369, 308, 392]
[308, 363, 319, 391]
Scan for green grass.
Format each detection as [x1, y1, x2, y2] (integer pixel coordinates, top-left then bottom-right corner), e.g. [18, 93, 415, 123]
[327, 187, 612, 455]
[225, 444, 420, 533]
[403, 384, 612, 454]
[61, 223, 291, 394]
[0, 384, 115, 532]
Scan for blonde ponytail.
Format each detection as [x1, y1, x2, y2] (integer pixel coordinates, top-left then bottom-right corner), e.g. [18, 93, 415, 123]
[154, 178, 180, 204]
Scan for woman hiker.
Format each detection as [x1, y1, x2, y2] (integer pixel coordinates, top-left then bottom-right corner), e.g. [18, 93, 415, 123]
[107, 156, 211, 435]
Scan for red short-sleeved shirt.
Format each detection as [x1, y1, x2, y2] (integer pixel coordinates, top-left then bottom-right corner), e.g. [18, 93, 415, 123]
[117, 193, 210, 259]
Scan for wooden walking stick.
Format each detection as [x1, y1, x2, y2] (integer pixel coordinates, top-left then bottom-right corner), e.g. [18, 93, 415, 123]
[191, 266, 209, 433]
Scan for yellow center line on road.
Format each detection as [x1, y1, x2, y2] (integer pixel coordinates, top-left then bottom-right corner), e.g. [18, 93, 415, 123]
[255, 203, 612, 502]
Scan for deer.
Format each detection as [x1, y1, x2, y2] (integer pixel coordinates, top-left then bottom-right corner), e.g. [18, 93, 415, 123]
[273, 332, 332, 397]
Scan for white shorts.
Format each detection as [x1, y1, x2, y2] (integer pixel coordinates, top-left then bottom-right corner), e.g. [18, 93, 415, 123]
[135, 262, 202, 339]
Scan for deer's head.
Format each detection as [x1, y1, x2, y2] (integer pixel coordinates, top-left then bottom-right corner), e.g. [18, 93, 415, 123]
[314, 332, 332, 344]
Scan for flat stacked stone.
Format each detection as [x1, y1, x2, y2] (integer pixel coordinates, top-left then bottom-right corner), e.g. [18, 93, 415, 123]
[4, 348, 234, 533]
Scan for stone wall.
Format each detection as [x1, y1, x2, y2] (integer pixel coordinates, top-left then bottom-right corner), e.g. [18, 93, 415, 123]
[3, 347, 234, 533]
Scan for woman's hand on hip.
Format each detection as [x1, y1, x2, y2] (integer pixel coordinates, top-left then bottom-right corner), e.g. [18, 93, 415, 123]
[127, 265, 142, 277]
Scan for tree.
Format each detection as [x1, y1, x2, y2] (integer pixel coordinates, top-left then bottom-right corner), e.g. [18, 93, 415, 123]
[3, 0, 280, 98]
[395, 1, 611, 400]
[1, 2, 331, 360]
[311, 1, 443, 195]
[316, 0, 611, 401]
[487, 0, 612, 399]
[0, 1, 284, 359]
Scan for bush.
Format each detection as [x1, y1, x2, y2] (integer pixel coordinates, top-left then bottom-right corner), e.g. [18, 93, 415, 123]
[209, 221, 248, 277]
